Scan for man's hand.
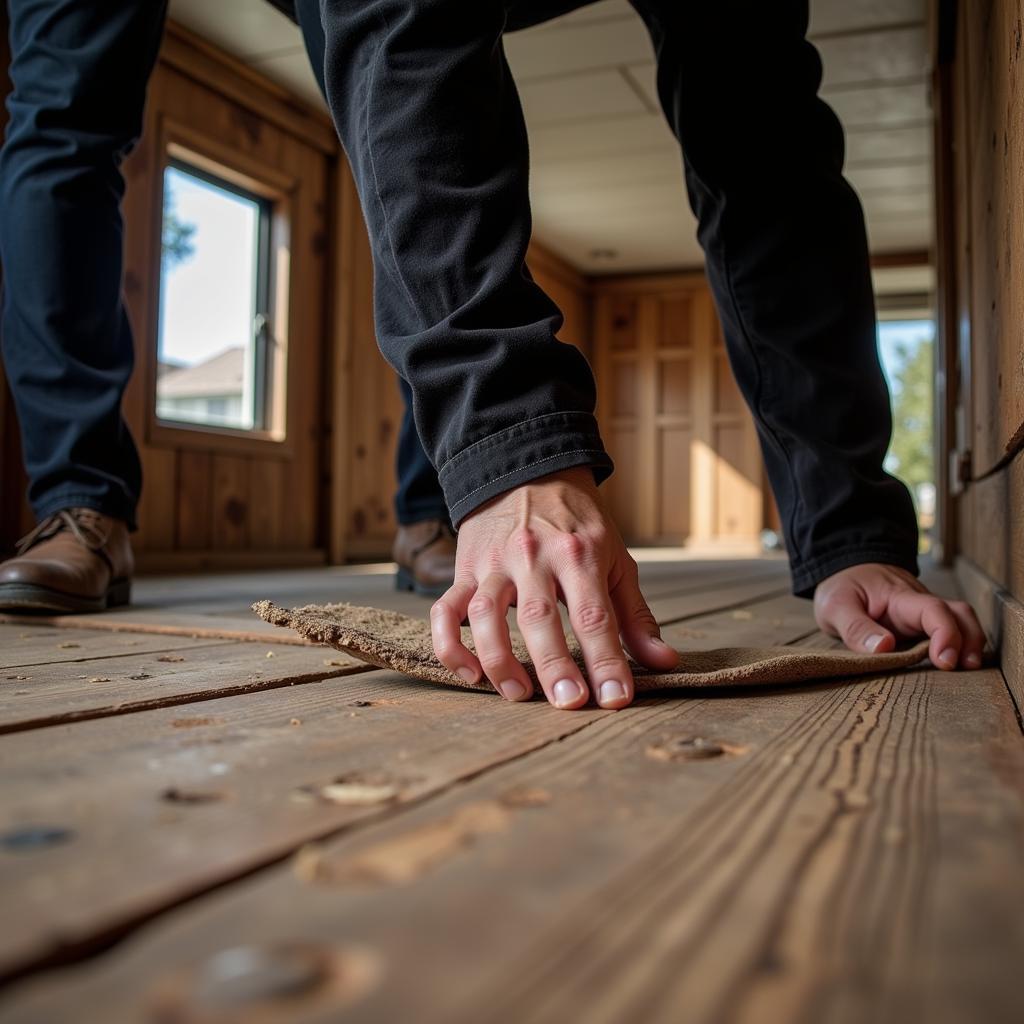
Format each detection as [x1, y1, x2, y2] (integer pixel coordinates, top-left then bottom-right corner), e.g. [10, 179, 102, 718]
[430, 468, 679, 709]
[814, 562, 986, 670]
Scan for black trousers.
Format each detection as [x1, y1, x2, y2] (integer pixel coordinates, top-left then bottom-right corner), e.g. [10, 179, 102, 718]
[308, 0, 918, 593]
[1, 0, 918, 594]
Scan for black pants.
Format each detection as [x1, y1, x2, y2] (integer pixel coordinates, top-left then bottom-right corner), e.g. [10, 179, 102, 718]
[307, 0, 917, 593]
[2, 0, 918, 593]
[0, 0, 446, 533]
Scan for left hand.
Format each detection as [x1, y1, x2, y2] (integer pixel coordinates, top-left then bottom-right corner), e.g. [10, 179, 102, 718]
[813, 562, 986, 670]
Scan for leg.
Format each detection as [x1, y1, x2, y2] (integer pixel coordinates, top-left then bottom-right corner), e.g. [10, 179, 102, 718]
[0, 0, 168, 529]
[294, 0, 448, 528]
[316, 0, 611, 526]
[630, 0, 918, 595]
[295, 0, 454, 596]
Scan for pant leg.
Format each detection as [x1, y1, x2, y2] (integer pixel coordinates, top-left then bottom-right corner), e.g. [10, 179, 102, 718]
[629, 0, 919, 595]
[0, 0, 168, 530]
[317, 0, 612, 527]
[295, 0, 448, 526]
[393, 375, 450, 524]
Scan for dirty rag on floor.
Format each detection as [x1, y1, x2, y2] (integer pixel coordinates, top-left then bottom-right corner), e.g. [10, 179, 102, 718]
[251, 601, 930, 692]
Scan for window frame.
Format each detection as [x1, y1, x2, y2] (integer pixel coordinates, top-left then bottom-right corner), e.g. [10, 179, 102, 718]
[145, 117, 298, 459]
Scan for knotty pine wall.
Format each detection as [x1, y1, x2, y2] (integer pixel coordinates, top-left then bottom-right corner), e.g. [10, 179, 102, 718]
[932, 0, 1024, 706]
[936, 0, 1024, 588]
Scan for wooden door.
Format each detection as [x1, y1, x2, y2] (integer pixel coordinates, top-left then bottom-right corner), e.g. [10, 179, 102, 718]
[594, 275, 763, 547]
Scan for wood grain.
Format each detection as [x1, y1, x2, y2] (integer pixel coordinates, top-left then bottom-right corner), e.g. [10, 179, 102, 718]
[5, 644, 1018, 1023]
[0, 584, 813, 984]
[0, 637, 364, 735]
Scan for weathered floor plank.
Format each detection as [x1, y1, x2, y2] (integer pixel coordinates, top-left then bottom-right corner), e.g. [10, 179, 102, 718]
[5, 655, 1019, 1024]
[4, 564, 1016, 1024]
[0, 593, 815, 983]
[7, 663, 1018, 1024]
[0, 626, 219, 670]
[0, 640, 364, 735]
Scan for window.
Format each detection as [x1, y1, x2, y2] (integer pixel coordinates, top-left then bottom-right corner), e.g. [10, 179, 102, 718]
[877, 318, 936, 550]
[156, 161, 273, 433]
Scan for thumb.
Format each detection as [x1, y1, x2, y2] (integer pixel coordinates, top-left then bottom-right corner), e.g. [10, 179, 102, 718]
[816, 589, 896, 654]
[610, 566, 679, 670]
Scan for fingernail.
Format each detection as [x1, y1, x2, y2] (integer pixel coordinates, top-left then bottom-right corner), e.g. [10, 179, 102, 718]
[939, 648, 958, 669]
[456, 667, 477, 684]
[599, 681, 627, 705]
[553, 679, 585, 708]
[866, 634, 885, 652]
[965, 652, 982, 669]
[497, 679, 528, 701]
[650, 636, 668, 647]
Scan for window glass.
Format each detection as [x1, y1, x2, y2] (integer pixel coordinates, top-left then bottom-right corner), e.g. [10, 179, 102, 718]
[877, 318, 935, 550]
[156, 163, 270, 431]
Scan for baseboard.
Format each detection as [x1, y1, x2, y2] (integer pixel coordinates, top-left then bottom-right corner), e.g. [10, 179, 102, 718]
[135, 548, 328, 574]
[955, 555, 1024, 719]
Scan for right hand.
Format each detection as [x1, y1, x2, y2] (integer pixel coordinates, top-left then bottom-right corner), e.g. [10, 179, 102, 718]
[429, 468, 680, 710]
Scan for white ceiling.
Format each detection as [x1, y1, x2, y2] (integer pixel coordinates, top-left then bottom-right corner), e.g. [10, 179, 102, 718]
[168, 0, 933, 277]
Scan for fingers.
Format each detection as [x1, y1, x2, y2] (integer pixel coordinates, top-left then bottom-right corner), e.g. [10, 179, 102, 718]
[816, 589, 897, 654]
[887, 591, 969, 670]
[467, 574, 534, 701]
[561, 574, 636, 710]
[947, 600, 986, 669]
[514, 577, 591, 710]
[609, 559, 680, 671]
[431, 581, 485, 688]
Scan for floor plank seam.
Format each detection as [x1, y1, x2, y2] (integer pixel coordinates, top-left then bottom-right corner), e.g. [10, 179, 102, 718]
[0, 664, 375, 736]
[655, 585, 792, 628]
[3, 640, 242, 671]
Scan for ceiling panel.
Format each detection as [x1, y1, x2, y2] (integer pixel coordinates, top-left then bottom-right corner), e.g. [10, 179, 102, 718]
[168, 0, 300, 60]
[533, 149, 681, 191]
[504, 16, 654, 80]
[817, 26, 929, 88]
[847, 162, 932, 192]
[166, 0, 937, 272]
[249, 50, 325, 107]
[822, 82, 930, 127]
[515, 1, 634, 31]
[865, 215, 932, 251]
[529, 112, 673, 163]
[809, 0, 925, 36]
[845, 125, 931, 165]
[518, 69, 648, 124]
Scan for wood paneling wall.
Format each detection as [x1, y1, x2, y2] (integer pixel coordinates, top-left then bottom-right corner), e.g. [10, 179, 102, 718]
[592, 274, 763, 547]
[934, 0, 1024, 704]
[940, 0, 1024, 587]
[125, 27, 334, 571]
[948, 0, 1024, 478]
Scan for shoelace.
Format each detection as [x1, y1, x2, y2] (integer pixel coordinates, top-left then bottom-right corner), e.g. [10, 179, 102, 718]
[15, 509, 111, 557]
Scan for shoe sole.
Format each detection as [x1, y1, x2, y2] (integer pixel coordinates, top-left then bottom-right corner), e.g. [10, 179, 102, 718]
[0, 578, 132, 615]
[394, 567, 449, 599]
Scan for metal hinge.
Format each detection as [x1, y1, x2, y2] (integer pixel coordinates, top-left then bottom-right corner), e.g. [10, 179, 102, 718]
[948, 447, 972, 495]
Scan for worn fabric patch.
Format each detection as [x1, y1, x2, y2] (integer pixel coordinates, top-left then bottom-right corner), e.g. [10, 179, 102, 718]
[252, 601, 930, 692]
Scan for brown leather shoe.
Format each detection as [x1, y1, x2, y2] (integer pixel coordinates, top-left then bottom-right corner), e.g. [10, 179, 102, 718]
[392, 519, 456, 598]
[0, 508, 133, 613]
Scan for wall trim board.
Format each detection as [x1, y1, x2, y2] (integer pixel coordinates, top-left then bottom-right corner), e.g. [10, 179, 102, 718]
[135, 547, 327, 574]
[955, 555, 1024, 723]
[161, 21, 338, 156]
[589, 270, 709, 294]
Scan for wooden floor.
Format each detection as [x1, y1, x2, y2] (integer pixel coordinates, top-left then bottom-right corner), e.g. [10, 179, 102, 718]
[0, 557, 1021, 1023]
